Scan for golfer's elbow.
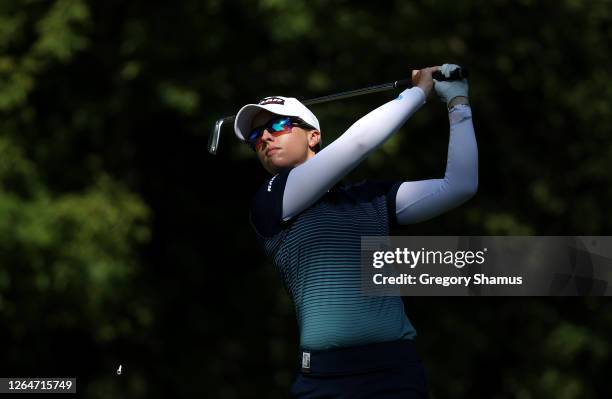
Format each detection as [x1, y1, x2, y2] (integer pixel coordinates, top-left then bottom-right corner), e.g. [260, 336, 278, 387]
[341, 119, 383, 158]
[445, 155, 478, 202]
[352, 140, 372, 159]
[345, 134, 374, 160]
[451, 175, 478, 203]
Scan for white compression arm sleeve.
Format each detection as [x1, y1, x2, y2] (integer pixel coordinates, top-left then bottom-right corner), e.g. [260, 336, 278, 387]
[395, 104, 478, 224]
[282, 87, 427, 221]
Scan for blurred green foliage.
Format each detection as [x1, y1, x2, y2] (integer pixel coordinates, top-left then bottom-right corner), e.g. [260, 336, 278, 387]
[1, 0, 612, 398]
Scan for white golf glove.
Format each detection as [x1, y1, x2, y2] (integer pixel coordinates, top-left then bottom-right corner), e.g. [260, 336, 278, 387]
[434, 63, 469, 105]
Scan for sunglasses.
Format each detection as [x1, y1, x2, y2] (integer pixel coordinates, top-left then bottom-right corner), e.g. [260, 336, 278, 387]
[247, 116, 314, 151]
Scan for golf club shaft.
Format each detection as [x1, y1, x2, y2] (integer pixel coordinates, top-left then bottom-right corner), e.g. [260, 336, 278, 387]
[208, 67, 469, 154]
[206, 81, 406, 155]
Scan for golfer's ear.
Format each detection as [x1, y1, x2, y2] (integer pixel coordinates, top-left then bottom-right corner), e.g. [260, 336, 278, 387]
[308, 130, 321, 148]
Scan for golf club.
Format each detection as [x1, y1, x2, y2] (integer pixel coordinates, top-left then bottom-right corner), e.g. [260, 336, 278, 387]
[208, 66, 469, 154]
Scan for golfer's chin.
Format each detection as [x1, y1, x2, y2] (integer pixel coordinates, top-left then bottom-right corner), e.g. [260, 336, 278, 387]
[262, 154, 294, 175]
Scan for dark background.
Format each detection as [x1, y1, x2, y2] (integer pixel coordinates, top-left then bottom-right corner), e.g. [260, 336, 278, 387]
[1, 0, 611, 397]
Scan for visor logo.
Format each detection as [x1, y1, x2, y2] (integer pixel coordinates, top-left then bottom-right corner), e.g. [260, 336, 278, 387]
[259, 96, 285, 106]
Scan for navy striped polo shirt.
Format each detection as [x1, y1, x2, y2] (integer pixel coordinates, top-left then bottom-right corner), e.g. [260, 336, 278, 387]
[250, 169, 417, 351]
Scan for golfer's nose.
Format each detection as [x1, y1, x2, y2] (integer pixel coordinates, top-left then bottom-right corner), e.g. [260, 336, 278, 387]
[261, 129, 274, 142]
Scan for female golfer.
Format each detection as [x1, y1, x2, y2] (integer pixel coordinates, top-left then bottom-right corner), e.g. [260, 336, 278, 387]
[234, 64, 477, 398]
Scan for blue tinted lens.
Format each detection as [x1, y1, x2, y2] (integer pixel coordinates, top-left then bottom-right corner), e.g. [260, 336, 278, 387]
[247, 116, 293, 149]
[248, 128, 263, 142]
[270, 117, 291, 132]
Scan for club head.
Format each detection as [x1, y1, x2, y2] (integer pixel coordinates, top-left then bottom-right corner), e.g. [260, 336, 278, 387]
[208, 116, 235, 155]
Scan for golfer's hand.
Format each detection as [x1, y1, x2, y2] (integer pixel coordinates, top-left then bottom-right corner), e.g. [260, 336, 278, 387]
[434, 63, 469, 108]
[412, 67, 438, 99]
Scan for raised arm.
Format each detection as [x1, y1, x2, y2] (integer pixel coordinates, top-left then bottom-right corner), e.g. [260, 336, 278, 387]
[281, 84, 429, 221]
[395, 104, 478, 224]
[395, 63, 478, 224]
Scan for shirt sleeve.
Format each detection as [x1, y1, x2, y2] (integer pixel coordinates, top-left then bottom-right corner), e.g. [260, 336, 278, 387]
[249, 169, 292, 238]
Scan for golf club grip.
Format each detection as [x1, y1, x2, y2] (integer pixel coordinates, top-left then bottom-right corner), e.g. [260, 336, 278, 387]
[393, 66, 469, 89]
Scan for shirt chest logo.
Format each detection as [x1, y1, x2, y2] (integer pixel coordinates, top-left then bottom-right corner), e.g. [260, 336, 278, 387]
[267, 175, 278, 192]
